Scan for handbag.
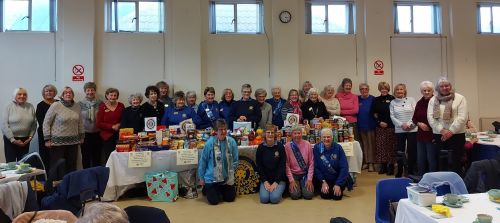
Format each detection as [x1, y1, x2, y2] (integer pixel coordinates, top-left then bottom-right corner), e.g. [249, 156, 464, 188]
[144, 171, 178, 202]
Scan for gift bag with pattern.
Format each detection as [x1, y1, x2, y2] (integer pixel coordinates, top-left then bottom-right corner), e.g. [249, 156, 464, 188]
[144, 171, 178, 202]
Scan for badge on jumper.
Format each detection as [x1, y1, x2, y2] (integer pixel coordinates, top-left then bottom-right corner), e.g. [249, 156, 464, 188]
[182, 114, 187, 118]
[249, 106, 253, 110]
[331, 154, 337, 160]
[220, 108, 224, 112]
[274, 151, 279, 158]
[385, 100, 390, 103]
[217, 156, 222, 161]
[205, 108, 210, 112]
[174, 112, 178, 115]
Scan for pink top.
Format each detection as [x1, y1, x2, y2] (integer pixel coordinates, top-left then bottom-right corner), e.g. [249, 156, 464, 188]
[335, 92, 359, 123]
[284, 139, 314, 182]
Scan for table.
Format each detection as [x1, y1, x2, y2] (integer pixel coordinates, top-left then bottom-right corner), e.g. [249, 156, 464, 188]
[0, 168, 46, 184]
[102, 141, 363, 201]
[395, 193, 499, 223]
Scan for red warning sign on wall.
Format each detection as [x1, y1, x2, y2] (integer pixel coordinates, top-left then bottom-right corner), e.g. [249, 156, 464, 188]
[373, 60, 384, 75]
[72, 64, 85, 81]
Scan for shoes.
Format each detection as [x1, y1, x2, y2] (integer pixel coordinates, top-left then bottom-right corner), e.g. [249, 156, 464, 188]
[362, 164, 368, 170]
[386, 164, 394, 176]
[378, 163, 387, 175]
[368, 164, 375, 172]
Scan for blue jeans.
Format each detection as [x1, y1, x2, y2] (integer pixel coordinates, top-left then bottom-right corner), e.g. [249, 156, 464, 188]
[417, 141, 438, 176]
[259, 181, 286, 204]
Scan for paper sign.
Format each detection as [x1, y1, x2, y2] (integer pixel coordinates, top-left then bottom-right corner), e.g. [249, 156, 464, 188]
[338, 142, 354, 157]
[176, 149, 198, 165]
[144, 117, 157, 132]
[233, 121, 252, 133]
[284, 113, 300, 127]
[128, 151, 152, 167]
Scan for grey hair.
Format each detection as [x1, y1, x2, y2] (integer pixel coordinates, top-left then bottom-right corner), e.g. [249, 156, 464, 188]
[320, 128, 333, 137]
[435, 77, 451, 92]
[307, 88, 319, 98]
[77, 202, 128, 223]
[128, 93, 143, 105]
[359, 83, 369, 90]
[41, 84, 58, 97]
[419, 81, 434, 91]
[13, 87, 27, 102]
[254, 88, 267, 97]
[186, 90, 197, 98]
[271, 86, 281, 92]
[291, 125, 302, 132]
[241, 83, 252, 92]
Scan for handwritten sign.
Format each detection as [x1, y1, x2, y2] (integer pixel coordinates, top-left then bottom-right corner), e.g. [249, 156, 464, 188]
[338, 142, 354, 157]
[176, 149, 198, 165]
[128, 151, 152, 167]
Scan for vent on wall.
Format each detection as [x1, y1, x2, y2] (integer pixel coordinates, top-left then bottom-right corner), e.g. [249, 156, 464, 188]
[479, 117, 500, 131]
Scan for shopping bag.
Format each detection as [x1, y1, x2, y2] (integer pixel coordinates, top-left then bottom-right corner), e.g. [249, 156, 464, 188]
[177, 169, 198, 199]
[144, 171, 178, 202]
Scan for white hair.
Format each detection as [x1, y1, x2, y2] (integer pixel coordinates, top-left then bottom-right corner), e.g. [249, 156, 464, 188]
[77, 202, 128, 223]
[435, 77, 451, 91]
[320, 128, 333, 137]
[13, 87, 27, 102]
[128, 93, 143, 105]
[307, 88, 319, 98]
[271, 86, 281, 92]
[419, 81, 434, 91]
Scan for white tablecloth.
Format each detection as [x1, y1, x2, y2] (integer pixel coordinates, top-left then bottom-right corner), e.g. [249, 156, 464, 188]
[395, 193, 500, 223]
[0, 168, 46, 184]
[342, 141, 363, 174]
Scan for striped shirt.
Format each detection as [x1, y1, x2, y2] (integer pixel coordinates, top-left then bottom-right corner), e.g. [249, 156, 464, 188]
[390, 97, 417, 133]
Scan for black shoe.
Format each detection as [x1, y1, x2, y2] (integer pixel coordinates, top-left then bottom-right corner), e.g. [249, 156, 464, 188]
[387, 164, 394, 175]
[378, 164, 387, 174]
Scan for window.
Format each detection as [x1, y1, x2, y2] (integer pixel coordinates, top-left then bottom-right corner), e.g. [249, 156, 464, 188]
[305, 1, 355, 34]
[478, 3, 500, 34]
[394, 2, 440, 34]
[105, 0, 164, 33]
[1, 0, 57, 32]
[209, 1, 263, 34]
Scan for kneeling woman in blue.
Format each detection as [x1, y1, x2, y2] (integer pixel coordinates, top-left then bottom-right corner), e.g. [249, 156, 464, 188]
[256, 124, 286, 204]
[161, 91, 201, 127]
[198, 119, 239, 205]
[314, 128, 350, 200]
[197, 87, 220, 129]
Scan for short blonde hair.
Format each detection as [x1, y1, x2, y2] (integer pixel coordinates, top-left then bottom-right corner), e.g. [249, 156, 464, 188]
[221, 88, 234, 101]
[378, 82, 391, 92]
[41, 84, 58, 98]
[393, 83, 407, 97]
[59, 86, 74, 99]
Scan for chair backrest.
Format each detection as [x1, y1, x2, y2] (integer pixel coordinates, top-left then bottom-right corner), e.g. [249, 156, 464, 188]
[375, 178, 412, 223]
[19, 152, 47, 181]
[419, 172, 468, 195]
[124, 206, 170, 223]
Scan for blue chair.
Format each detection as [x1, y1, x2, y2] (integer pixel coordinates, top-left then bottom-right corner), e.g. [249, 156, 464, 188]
[435, 184, 451, 196]
[419, 172, 468, 195]
[375, 178, 412, 223]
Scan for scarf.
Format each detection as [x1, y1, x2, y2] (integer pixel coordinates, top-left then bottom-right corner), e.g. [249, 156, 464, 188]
[433, 90, 455, 124]
[290, 140, 307, 172]
[318, 143, 337, 174]
[289, 100, 302, 120]
[60, 100, 74, 108]
[213, 137, 235, 185]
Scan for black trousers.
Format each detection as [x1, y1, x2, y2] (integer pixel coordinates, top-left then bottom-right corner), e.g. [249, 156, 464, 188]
[81, 132, 102, 168]
[37, 130, 51, 171]
[49, 145, 78, 174]
[102, 133, 118, 165]
[3, 135, 30, 162]
[396, 132, 417, 175]
[203, 183, 236, 205]
[315, 179, 346, 200]
[434, 133, 466, 177]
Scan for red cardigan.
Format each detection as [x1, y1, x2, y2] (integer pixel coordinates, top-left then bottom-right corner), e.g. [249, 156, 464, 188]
[96, 102, 124, 141]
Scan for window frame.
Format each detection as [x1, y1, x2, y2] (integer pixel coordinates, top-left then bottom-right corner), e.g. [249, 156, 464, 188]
[1, 0, 57, 32]
[209, 0, 264, 35]
[305, 1, 355, 35]
[393, 2, 440, 35]
[477, 3, 500, 34]
[105, 0, 164, 33]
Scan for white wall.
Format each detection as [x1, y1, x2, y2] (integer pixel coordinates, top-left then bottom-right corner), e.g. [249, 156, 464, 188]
[1, 0, 499, 162]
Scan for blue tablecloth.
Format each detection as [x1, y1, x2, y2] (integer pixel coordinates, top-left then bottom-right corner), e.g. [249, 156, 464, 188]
[471, 143, 500, 161]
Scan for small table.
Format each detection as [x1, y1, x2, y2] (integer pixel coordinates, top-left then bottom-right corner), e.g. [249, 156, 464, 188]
[395, 193, 499, 223]
[0, 168, 46, 184]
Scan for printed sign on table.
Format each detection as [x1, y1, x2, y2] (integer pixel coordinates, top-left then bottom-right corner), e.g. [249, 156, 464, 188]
[128, 151, 152, 167]
[338, 142, 354, 157]
[176, 149, 198, 165]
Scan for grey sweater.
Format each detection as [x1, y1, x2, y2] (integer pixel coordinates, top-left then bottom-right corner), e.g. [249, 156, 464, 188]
[79, 97, 102, 133]
[43, 101, 85, 146]
[2, 101, 37, 142]
[258, 102, 273, 129]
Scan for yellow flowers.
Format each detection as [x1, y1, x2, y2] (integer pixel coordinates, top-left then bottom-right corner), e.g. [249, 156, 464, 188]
[432, 204, 451, 217]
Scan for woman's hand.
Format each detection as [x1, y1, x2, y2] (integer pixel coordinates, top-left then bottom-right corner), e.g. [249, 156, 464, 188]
[321, 181, 329, 194]
[289, 181, 298, 193]
[401, 123, 410, 131]
[264, 181, 271, 192]
[13, 140, 24, 147]
[269, 182, 278, 192]
[112, 123, 121, 131]
[237, 116, 247, 122]
[418, 122, 430, 131]
[333, 185, 342, 196]
[441, 129, 453, 141]
[199, 180, 205, 186]
[45, 140, 52, 148]
[306, 180, 314, 192]
[379, 122, 388, 128]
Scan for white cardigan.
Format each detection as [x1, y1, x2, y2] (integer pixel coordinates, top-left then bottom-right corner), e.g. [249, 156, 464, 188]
[427, 93, 468, 134]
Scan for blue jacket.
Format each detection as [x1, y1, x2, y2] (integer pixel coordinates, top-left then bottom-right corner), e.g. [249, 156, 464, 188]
[160, 106, 201, 127]
[219, 100, 234, 129]
[357, 95, 377, 130]
[265, 98, 287, 129]
[198, 136, 239, 184]
[313, 143, 349, 186]
[230, 98, 261, 130]
[196, 101, 220, 129]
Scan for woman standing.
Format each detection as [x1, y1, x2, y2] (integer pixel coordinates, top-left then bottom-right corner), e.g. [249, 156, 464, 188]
[186, 91, 198, 112]
[219, 88, 235, 130]
[197, 87, 220, 129]
[390, 84, 417, 177]
[36, 84, 58, 169]
[281, 89, 303, 125]
[79, 82, 102, 168]
[371, 82, 396, 175]
[427, 77, 467, 176]
[321, 85, 341, 117]
[230, 84, 261, 130]
[357, 83, 377, 172]
[142, 86, 165, 123]
[301, 88, 329, 123]
[336, 78, 359, 140]
[255, 88, 272, 130]
[2, 88, 37, 162]
[96, 88, 124, 164]
[120, 93, 144, 133]
[43, 87, 84, 173]
[265, 87, 287, 129]
[412, 81, 436, 176]
[161, 91, 201, 126]
[256, 124, 286, 204]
